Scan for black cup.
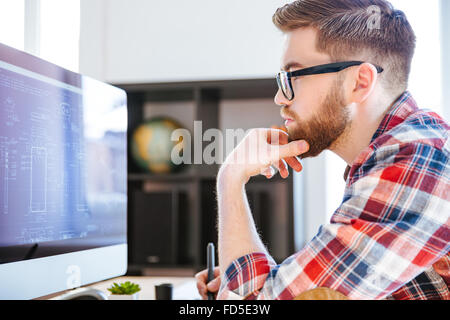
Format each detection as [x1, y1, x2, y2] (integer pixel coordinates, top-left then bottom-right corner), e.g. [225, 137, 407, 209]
[155, 283, 173, 300]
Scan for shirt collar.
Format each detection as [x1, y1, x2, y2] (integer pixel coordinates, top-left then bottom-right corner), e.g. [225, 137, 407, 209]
[343, 91, 418, 181]
[369, 91, 418, 143]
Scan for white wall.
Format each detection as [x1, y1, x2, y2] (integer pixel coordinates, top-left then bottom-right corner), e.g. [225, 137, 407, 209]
[80, 0, 290, 83]
[78, 0, 336, 250]
[78, 0, 450, 253]
[79, 0, 107, 81]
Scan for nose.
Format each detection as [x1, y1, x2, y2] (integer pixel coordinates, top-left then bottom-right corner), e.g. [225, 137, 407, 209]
[274, 88, 291, 107]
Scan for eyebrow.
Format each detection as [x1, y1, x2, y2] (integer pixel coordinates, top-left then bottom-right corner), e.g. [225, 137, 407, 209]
[282, 62, 305, 72]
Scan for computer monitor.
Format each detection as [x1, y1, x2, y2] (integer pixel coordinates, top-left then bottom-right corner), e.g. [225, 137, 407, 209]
[0, 43, 128, 299]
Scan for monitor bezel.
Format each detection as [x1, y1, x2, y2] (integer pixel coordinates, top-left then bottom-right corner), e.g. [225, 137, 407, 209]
[0, 42, 128, 299]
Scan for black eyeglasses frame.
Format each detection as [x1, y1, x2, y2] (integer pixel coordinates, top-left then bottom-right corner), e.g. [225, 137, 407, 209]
[276, 61, 384, 101]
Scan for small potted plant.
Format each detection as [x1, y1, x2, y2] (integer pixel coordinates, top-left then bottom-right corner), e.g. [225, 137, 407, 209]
[107, 281, 141, 300]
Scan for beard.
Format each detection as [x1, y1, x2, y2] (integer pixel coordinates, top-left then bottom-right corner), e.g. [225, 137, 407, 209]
[282, 77, 351, 159]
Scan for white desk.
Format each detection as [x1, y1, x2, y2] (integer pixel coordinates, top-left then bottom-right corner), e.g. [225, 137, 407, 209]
[87, 276, 202, 300]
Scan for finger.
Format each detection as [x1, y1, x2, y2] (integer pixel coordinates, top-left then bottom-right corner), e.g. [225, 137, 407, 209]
[206, 277, 221, 292]
[271, 162, 280, 173]
[195, 269, 208, 283]
[273, 140, 309, 162]
[267, 129, 303, 173]
[285, 156, 303, 172]
[195, 269, 209, 299]
[262, 129, 308, 161]
[278, 159, 289, 178]
[269, 131, 299, 173]
[196, 267, 221, 299]
[268, 165, 277, 179]
[270, 125, 288, 134]
[208, 267, 221, 292]
[196, 280, 207, 300]
[260, 165, 274, 178]
[213, 267, 220, 278]
[262, 166, 276, 179]
[277, 129, 289, 145]
[266, 128, 289, 146]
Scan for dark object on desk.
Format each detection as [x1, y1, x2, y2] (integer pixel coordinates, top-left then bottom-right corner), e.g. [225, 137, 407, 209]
[207, 243, 215, 300]
[155, 283, 173, 300]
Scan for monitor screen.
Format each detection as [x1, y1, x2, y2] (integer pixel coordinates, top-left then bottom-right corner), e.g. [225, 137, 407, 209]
[0, 43, 127, 299]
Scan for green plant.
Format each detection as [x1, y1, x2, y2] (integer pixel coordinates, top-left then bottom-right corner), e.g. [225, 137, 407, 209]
[107, 281, 141, 295]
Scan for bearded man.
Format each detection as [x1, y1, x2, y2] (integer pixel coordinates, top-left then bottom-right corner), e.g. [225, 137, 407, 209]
[196, 0, 449, 300]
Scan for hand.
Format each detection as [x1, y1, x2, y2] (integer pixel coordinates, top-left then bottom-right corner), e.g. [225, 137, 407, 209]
[262, 127, 306, 179]
[195, 267, 221, 300]
[219, 128, 309, 184]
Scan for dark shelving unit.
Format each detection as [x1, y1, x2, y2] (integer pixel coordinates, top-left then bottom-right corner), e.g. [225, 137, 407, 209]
[116, 78, 295, 276]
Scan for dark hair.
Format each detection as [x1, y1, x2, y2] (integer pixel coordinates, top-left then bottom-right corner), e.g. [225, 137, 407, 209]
[273, 0, 416, 94]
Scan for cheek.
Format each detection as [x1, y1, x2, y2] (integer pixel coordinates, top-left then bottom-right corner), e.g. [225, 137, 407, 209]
[291, 77, 332, 119]
[290, 92, 320, 121]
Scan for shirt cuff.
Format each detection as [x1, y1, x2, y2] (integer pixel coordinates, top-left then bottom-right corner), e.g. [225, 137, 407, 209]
[217, 252, 276, 300]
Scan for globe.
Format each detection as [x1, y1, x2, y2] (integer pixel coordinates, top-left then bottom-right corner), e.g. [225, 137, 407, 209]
[131, 117, 187, 174]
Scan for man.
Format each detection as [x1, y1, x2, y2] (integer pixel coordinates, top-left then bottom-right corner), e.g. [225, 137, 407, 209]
[196, 0, 449, 300]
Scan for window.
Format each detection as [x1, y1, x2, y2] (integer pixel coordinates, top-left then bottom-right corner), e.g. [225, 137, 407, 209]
[40, 0, 80, 72]
[0, 0, 80, 72]
[0, 0, 25, 50]
[325, 0, 443, 222]
[390, 0, 442, 115]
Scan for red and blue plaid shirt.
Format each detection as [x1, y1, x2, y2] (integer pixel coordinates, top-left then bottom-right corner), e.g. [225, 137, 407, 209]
[218, 92, 450, 300]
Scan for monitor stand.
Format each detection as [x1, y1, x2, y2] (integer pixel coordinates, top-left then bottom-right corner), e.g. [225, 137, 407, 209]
[51, 287, 108, 300]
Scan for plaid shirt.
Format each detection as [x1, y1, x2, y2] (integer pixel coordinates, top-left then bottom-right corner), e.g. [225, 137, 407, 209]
[218, 92, 450, 300]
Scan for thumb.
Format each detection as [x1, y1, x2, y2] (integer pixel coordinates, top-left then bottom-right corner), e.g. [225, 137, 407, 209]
[274, 140, 309, 160]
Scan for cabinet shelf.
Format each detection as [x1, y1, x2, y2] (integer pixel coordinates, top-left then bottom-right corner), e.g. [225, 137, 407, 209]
[128, 167, 218, 182]
[121, 78, 294, 274]
[128, 172, 198, 182]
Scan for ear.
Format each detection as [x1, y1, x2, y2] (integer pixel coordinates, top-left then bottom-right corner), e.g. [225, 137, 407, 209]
[350, 63, 378, 104]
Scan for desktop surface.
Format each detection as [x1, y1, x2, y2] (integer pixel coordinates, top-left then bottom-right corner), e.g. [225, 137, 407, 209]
[88, 276, 201, 300]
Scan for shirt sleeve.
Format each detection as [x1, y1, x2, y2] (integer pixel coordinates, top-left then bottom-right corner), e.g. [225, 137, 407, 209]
[217, 142, 450, 300]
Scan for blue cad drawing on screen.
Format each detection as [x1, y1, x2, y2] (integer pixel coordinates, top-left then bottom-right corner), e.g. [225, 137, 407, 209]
[0, 42, 128, 299]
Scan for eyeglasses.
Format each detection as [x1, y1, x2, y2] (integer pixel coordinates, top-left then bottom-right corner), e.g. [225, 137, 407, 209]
[276, 61, 384, 101]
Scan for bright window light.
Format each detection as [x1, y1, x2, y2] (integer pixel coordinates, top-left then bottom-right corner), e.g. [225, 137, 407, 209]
[390, 0, 442, 115]
[325, 0, 443, 221]
[40, 0, 80, 72]
[0, 0, 25, 50]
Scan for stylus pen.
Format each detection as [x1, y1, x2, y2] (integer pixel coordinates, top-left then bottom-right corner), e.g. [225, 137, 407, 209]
[207, 242, 215, 300]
